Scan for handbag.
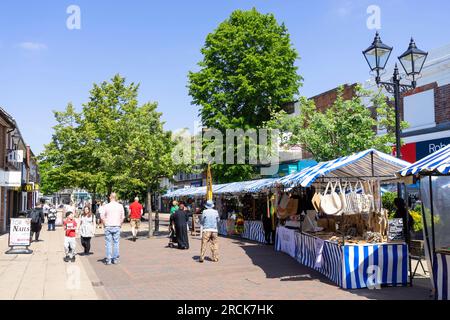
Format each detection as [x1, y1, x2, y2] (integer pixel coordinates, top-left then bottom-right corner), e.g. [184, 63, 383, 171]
[345, 182, 358, 214]
[336, 181, 346, 215]
[320, 181, 343, 216]
[311, 191, 321, 213]
[358, 181, 373, 214]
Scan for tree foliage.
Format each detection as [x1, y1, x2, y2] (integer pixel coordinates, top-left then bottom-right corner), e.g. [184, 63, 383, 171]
[267, 85, 409, 162]
[39, 75, 184, 200]
[188, 8, 302, 182]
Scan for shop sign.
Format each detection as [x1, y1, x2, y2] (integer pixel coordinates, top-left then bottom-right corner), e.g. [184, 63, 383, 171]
[7, 150, 24, 163]
[34, 184, 40, 191]
[388, 219, 404, 242]
[24, 184, 34, 192]
[8, 218, 31, 246]
[397, 137, 450, 163]
[0, 170, 22, 187]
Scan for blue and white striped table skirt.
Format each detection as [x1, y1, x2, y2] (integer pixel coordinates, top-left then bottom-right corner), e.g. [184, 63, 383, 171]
[342, 243, 408, 289]
[242, 221, 266, 244]
[218, 220, 227, 236]
[434, 253, 450, 300]
[275, 226, 409, 289]
[217, 220, 266, 244]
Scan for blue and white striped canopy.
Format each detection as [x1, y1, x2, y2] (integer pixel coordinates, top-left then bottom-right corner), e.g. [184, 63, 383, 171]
[398, 144, 450, 177]
[275, 149, 410, 188]
[161, 179, 277, 198]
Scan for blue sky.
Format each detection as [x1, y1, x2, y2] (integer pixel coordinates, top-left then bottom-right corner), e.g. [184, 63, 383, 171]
[1, 0, 449, 154]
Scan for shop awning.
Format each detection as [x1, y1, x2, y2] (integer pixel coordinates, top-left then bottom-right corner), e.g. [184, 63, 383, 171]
[275, 149, 410, 188]
[398, 144, 450, 177]
[162, 178, 277, 198]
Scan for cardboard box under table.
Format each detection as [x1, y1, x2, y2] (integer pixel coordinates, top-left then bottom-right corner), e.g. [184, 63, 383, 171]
[275, 226, 409, 289]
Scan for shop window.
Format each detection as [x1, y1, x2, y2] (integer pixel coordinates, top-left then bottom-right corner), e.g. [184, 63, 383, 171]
[403, 89, 435, 132]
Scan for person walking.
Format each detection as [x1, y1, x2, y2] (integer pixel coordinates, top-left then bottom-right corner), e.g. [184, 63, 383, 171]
[79, 206, 96, 256]
[129, 197, 143, 242]
[199, 200, 220, 263]
[100, 193, 125, 265]
[171, 202, 190, 250]
[47, 205, 57, 231]
[29, 198, 45, 242]
[63, 211, 77, 262]
[394, 197, 414, 243]
[97, 201, 105, 229]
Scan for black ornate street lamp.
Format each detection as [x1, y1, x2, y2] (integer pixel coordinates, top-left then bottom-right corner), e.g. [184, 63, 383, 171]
[363, 32, 428, 163]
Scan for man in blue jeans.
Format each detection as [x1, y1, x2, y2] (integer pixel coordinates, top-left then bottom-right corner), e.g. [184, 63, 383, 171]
[100, 193, 125, 265]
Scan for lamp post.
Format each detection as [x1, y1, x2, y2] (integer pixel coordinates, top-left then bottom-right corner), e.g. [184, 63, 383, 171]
[363, 32, 428, 198]
[364, 33, 428, 287]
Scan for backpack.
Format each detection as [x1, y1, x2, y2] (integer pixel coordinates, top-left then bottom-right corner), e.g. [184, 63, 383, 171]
[29, 208, 43, 224]
[48, 209, 57, 221]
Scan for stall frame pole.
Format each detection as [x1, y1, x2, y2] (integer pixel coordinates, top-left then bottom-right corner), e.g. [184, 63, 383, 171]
[428, 175, 438, 300]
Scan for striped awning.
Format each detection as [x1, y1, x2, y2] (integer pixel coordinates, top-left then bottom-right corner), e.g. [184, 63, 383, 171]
[398, 144, 450, 177]
[276, 149, 410, 188]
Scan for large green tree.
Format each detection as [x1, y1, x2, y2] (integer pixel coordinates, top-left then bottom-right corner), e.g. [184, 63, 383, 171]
[188, 8, 302, 182]
[39, 75, 183, 201]
[267, 85, 409, 162]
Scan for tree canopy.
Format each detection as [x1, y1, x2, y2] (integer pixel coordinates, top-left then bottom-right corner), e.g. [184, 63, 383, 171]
[39, 75, 183, 200]
[267, 85, 409, 162]
[188, 8, 302, 182]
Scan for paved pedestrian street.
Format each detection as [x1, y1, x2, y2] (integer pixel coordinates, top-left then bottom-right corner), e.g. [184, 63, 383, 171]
[0, 216, 433, 300]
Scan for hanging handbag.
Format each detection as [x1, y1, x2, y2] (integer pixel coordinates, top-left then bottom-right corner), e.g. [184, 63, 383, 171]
[320, 181, 343, 216]
[345, 182, 357, 214]
[311, 190, 321, 213]
[286, 197, 299, 216]
[356, 181, 372, 214]
[336, 181, 346, 215]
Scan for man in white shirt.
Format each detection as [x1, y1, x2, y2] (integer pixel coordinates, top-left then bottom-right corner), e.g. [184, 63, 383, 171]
[100, 193, 125, 265]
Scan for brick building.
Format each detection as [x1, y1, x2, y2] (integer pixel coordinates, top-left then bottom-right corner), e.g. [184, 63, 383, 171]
[0, 107, 40, 234]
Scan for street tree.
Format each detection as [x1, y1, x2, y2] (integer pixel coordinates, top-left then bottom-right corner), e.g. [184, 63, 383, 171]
[188, 8, 302, 182]
[39, 75, 185, 206]
[267, 85, 409, 162]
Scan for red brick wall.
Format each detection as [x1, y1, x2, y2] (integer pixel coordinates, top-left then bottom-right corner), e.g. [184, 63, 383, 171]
[311, 84, 357, 113]
[0, 125, 5, 168]
[398, 82, 450, 125]
[435, 84, 450, 124]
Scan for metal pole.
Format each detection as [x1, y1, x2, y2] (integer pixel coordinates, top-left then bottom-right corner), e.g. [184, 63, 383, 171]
[428, 175, 437, 300]
[147, 190, 153, 238]
[393, 65, 403, 200]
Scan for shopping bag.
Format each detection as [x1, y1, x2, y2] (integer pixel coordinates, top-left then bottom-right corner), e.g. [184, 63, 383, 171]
[320, 181, 343, 216]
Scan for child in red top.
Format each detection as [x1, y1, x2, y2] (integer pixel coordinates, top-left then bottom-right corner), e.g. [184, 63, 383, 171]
[63, 211, 77, 262]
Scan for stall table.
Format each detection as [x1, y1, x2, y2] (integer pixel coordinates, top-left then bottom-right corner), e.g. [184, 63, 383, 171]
[434, 251, 450, 300]
[275, 226, 409, 289]
[218, 219, 266, 244]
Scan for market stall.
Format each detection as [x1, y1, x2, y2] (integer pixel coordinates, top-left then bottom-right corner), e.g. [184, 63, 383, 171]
[214, 179, 277, 244]
[162, 178, 277, 244]
[273, 149, 412, 289]
[398, 144, 450, 300]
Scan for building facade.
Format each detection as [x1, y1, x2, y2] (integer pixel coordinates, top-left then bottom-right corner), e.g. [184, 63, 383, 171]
[0, 107, 39, 234]
[365, 43, 450, 163]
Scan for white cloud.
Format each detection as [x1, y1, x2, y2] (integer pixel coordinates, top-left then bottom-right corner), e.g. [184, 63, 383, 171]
[337, 0, 354, 17]
[18, 42, 48, 51]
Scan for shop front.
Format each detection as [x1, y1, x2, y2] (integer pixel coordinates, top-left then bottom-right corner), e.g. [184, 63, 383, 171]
[272, 149, 412, 289]
[398, 144, 450, 300]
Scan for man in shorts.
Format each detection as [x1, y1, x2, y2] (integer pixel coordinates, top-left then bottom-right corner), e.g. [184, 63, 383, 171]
[129, 197, 143, 242]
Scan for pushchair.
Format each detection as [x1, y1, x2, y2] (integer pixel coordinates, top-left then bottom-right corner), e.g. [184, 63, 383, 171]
[168, 223, 177, 248]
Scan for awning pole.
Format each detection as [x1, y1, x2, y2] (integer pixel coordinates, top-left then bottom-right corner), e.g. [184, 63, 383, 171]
[429, 175, 437, 300]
